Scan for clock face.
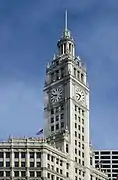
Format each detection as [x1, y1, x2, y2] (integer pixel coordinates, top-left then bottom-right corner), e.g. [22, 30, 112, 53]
[76, 88, 85, 103]
[50, 87, 63, 103]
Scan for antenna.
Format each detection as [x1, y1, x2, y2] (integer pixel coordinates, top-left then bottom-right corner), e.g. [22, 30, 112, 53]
[65, 10, 68, 31]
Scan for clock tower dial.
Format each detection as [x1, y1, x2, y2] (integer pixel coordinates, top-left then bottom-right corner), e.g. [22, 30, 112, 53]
[50, 86, 63, 103]
[75, 88, 85, 104]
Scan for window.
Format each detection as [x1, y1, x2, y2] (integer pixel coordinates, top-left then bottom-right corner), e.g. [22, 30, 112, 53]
[14, 152, 19, 158]
[56, 168, 59, 173]
[30, 152, 34, 158]
[75, 140, 77, 145]
[15, 162, 19, 167]
[30, 171, 34, 177]
[61, 105, 64, 111]
[51, 117, 54, 123]
[6, 152, 10, 158]
[56, 107, 59, 113]
[64, 43, 66, 54]
[60, 169, 63, 174]
[30, 162, 34, 167]
[37, 162, 41, 167]
[78, 142, 81, 148]
[51, 72, 54, 82]
[78, 133, 80, 139]
[36, 152, 41, 158]
[82, 144, 84, 149]
[56, 70, 59, 80]
[51, 109, 54, 114]
[81, 73, 84, 82]
[61, 122, 64, 128]
[75, 148, 77, 154]
[77, 71, 80, 79]
[78, 150, 81, 156]
[75, 114, 77, 120]
[0, 171, 3, 177]
[21, 152, 26, 158]
[6, 171, 10, 177]
[56, 115, 59, 121]
[51, 156, 54, 162]
[47, 154, 50, 160]
[82, 119, 84, 124]
[82, 135, 84, 141]
[82, 152, 84, 158]
[51, 125, 54, 132]
[36, 171, 41, 177]
[47, 173, 50, 178]
[75, 123, 77, 128]
[14, 171, 19, 177]
[74, 68, 76, 76]
[82, 161, 84, 166]
[90, 175, 93, 180]
[66, 163, 69, 169]
[75, 157, 77, 162]
[0, 152, 3, 158]
[66, 172, 69, 177]
[79, 159, 81, 164]
[82, 110, 84, 116]
[75, 168, 78, 173]
[90, 157, 92, 165]
[56, 158, 59, 164]
[66, 144, 69, 153]
[0, 162, 3, 167]
[75, 131, 77, 137]
[78, 107, 81, 113]
[21, 162, 25, 167]
[21, 171, 26, 177]
[75, 105, 77, 111]
[51, 174, 54, 180]
[60, 160, 63, 166]
[56, 123, 59, 130]
[82, 127, 84, 133]
[78, 125, 80, 130]
[6, 162, 10, 167]
[61, 114, 64, 119]
[78, 116, 80, 122]
[61, 67, 64, 78]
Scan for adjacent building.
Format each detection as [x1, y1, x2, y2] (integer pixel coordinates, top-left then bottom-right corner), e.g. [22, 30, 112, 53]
[95, 150, 118, 180]
[0, 12, 108, 180]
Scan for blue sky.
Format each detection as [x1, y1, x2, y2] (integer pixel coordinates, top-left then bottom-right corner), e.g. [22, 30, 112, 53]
[0, 0, 118, 149]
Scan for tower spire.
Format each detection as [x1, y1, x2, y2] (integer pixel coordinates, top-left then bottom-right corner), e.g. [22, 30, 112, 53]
[65, 10, 68, 31]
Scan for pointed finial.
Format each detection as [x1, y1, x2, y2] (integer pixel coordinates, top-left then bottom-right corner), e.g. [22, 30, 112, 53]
[65, 10, 68, 31]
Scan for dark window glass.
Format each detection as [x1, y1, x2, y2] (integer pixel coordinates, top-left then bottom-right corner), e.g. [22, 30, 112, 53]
[14, 152, 19, 158]
[101, 151, 110, 155]
[21, 171, 25, 177]
[0, 152, 3, 158]
[14, 171, 19, 177]
[6, 152, 10, 158]
[15, 162, 19, 167]
[21, 152, 26, 158]
[30, 152, 34, 158]
[0, 162, 3, 167]
[61, 122, 64, 128]
[56, 123, 59, 130]
[36, 152, 41, 158]
[37, 162, 41, 167]
[21, 162, 25, 167]
[6, 171, 10, 177]
[51, 126, 54, 132]
[0, 171, 3, 177]
[30, 162, 34, 167]
[37, 171, 41, 177]
[6, 162, 10, 167]
[30, 171, 34, 177]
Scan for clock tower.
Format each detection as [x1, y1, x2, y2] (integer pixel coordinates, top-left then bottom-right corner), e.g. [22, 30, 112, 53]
[43, 11, 90, 179]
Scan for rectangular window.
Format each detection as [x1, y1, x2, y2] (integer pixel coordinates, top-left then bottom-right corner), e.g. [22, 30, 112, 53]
[51, 125, 54, 132]
[75, 140, 77, 145]
[51, 109, 54, 114]
[14, 152, 19, 158]
[30, 171, 34, 177]
[30, 162, 34, 167]
[56, 115, 59, 121]
[77, 71, 80, 79]
[66, 163, 69, 169]
[21, 171, 26, 177]
[6, 162, 10, 167]
[30, 152, 34, 158]
[66, 144, 69, 153]
[6, 171, 10, 177]
[75, 105, 77, 111]
[75, 131, 77, 137]
[82, 127, 84, 133]
[21, 152, 26, 159]
[56, 107, 59, 113]
[61, 122, 64, 128]
[82, 110, 84, 116]
[61, 105, 64, 111]
[61, 67, 64, 78]
[75, 148, 77, 154]
[51, 117, 54, 123]
[61, 114, 64, 119]
[81, 73, 84, 82]
[36, 152, 41, 158]
[6, 152, 10, 158]
[47, 154, 50, 160]
[56, 123, 59, 130]
[0, 152, 3, 158]
[75, 114, 77, 120]
[21, 162, 25, 167]
[14, 171, 19, 177]
[15, 162, 19, 167]
[37, 162, 41, 167]
[82, 135, 84, 141]
[74, 68, 76, 76]
[56, 70, 59, 80]
[75, 123, 77, 128]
